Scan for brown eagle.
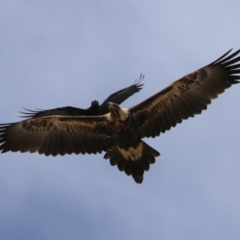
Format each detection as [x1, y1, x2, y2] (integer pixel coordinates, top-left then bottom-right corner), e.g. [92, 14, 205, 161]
[0, 50, 240, 183]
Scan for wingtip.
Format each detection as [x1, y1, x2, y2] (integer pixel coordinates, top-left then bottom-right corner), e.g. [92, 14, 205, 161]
[212, 48, 240, 64]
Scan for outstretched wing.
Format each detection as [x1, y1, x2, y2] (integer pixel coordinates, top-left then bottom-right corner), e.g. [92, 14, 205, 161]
[20, 106, 92, 119]
[130, 49, 240, 138]
[99, 74, 144, 114]
[0, 115, 114, 156]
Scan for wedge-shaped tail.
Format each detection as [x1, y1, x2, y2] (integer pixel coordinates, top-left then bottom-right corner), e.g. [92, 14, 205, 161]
[104, 141, 160, 183]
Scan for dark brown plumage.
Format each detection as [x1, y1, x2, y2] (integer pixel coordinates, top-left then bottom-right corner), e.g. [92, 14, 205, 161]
[1, 49, 240, 183]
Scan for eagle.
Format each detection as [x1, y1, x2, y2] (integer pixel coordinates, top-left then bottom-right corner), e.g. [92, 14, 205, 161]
[0, 49, 240, 183]
[20, 74, 144, 118]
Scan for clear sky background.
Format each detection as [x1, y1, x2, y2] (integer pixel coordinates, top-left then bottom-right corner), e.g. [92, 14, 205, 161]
[1, 1, 240, 240]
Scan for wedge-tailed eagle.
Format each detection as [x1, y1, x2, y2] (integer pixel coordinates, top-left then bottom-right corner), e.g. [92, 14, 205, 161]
[0, 50, 239, 183]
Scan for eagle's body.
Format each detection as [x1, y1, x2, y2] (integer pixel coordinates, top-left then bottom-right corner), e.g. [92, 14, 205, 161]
[1, 49, 240, 183]
[104, 102, 160, 182]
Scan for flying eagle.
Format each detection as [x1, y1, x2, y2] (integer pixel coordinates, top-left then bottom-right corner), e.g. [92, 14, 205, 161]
[0, 50, 240, 183]
[20, 74, 144, 118]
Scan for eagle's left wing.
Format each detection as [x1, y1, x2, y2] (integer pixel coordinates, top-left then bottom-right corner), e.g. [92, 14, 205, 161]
[130, 49, 240, 138]
[0, 115, 113, 156]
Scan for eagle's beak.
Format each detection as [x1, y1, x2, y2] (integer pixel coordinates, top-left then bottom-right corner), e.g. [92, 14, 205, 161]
[107, 102, 119, 110]
[107, 102, 121, 118]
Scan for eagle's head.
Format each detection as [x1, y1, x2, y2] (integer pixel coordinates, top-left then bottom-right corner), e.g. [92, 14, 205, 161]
[107, 102, 129, 121]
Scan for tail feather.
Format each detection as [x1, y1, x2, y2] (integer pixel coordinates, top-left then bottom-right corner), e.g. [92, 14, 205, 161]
[104, 141, 160, 183]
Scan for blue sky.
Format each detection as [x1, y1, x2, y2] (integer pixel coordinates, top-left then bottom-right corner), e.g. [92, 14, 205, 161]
[1, 1, 240, 240]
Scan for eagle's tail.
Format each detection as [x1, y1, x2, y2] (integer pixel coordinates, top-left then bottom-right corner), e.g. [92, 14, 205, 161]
[103, 141, 160, 183]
